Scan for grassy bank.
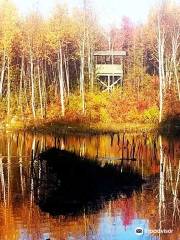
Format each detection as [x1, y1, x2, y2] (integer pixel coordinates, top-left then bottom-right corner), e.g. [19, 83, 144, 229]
[2, 115, 179, 138]
[25, 120, 157, 136]
[0, 90, 179, 136]
[0, 90, 159, 134]
[0, 115, 157, 135]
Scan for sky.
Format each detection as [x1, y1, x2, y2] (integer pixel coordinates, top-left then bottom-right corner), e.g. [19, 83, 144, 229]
[11, 0, 177, 27]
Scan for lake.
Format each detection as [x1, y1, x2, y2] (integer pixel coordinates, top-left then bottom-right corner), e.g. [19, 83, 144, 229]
[0, 131, 179, 240]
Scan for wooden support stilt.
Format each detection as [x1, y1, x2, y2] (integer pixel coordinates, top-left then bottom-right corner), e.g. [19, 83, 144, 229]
[108, 75, 110, 92]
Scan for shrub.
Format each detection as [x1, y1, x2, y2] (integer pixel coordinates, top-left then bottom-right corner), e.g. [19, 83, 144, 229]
[99, 107, 111, 123]
[143, 106, 159, 123]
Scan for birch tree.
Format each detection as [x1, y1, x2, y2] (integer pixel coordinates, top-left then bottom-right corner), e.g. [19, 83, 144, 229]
[79, 1, 87, 114]
[0, 1, 18, 119]
[58, 44, 65, 116]
[48, 5, 69, 116]
[157, 13, 165, 123]
[157, 1, 180, 122]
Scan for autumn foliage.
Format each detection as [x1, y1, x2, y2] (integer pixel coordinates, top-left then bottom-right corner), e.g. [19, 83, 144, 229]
[0, 0, 179, 131]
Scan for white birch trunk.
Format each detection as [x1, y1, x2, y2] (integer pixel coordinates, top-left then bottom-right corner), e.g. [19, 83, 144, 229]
[30, 50, 36, 118]
[58, 45, 65, 116]
[19, 55, 24, 112]
[64, 54, 70, 97]
[80, 41, 85, 114]
[158, 15, 165, 123]
[0, 50, 6, 97]
[37, 61, 43, 118]
[7, 56, 10, 116]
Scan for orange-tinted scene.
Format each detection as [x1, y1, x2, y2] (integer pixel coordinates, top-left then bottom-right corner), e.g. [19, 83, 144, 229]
[0, 0, 179, 239]
[0, 132, 179, 239]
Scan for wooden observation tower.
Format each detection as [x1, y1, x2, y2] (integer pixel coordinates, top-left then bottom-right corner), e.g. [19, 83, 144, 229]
[94, 50, 126, 92]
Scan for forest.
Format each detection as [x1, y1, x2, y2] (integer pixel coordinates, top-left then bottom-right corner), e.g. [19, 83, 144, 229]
[0, 1, 180, 239]
[0, 0, 179, 133]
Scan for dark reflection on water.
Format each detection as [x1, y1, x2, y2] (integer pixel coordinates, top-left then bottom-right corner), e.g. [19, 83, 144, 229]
[33, 148, 143, 216]
[0, 131, 179, 240]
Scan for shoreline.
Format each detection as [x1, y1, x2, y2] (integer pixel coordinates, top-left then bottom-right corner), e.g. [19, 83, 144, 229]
[0, 118, 158, 135]
[1, 117, 179, 137]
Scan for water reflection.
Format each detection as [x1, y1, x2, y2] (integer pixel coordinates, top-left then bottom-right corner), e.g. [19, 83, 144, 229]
[32, 148, 143, 216]
[0, 132, 179, 240]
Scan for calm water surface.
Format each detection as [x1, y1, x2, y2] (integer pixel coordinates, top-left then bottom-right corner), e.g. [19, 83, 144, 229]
[0, 131, 179, 240]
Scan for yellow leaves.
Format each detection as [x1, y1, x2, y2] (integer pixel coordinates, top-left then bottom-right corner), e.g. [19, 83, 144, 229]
[0, 0, 18, 52]
[143, 106, 159, 123]
[21, 13, 49, 58]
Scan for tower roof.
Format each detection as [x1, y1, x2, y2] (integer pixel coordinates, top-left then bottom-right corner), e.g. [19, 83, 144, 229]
[94, 51, 126, 56]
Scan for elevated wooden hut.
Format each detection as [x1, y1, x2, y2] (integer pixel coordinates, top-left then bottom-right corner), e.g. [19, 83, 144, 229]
[94, 50, 126, 91]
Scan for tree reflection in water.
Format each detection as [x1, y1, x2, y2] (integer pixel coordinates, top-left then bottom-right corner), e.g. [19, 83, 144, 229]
[31, 147, 144, 216]
[0, 132, 179, 240]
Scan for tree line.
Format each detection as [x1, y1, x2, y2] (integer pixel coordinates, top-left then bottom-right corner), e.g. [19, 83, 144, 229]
[0, 0, 179, 125]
